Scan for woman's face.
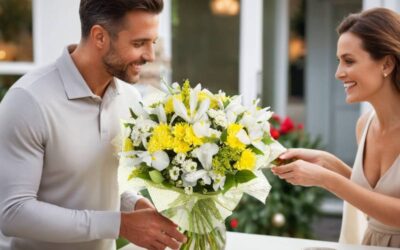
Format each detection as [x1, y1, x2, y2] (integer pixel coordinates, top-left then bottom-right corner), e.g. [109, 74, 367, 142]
[335, 32, 386, 103]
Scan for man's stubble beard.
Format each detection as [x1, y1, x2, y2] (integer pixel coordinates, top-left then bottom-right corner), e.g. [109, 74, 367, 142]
[102, 42, 145, 84]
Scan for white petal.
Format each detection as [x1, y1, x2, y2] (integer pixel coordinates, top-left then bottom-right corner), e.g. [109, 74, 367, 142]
[193, 121, 209, 137]
[151, 151, 170, 171]
[192, 143, 219, 170]
[252, 141, 267, 153]
[194, 98, 210, 122]
[184, 170, 207, 183]
[155, 105, 167, 123]
[236, 129, 251, 144]
[190, 89, 198, 115]
[173, 99, 190, 122]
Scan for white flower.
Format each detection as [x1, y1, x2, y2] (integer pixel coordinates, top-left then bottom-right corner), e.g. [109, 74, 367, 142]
[123, 125, 132, 139]
[193, 120, 221, 138]
[127, 150, 170, 171]
[184, 186, 193, 195]
[173, 85, 210, 123]
[214, 115, 228, 128]
[182, 160, 197, 173]
[172, 153, 186, 165]
[183, 143, 219, 186]
[210, 172, 226, 191]
[130, 127, 141, 146]
[169, 166, 181, 181]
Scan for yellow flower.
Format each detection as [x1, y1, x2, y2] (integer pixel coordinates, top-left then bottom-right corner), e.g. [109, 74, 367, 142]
[173, 141, 191, 153]
[164, 94, 182, 114]
[198, 91, 218, 109]
[147, 124, 173, 153]
[172, 123, 203, 153]
[123, 138, 134, 152]
[226, 124, 246, 150]
[235, 149, 256, 171]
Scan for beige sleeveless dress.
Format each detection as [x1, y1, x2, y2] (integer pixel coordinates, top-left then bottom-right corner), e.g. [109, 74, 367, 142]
[350, 112, 400, 247]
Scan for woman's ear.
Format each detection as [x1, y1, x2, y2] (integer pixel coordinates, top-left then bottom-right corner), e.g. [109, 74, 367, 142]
[382, 55, 395, 78]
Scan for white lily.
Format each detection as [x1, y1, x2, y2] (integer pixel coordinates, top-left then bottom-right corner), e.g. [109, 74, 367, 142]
[235, 111, 273, 153]
[193, 120, 221, 138]
[183, 143, 219, 186]
[173, 85, 210, 123]
[222, 95, 246, 125]
[152, 104, 167, 123]
[125, 150, 170, 171]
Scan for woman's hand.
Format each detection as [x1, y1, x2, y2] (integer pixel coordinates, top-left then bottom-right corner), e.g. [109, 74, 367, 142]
[278, 148, 352, 179]
[279, 148, 329, 167]
[271, 159, 331, 187]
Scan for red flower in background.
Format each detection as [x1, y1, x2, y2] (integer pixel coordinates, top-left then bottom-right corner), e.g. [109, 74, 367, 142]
[230, 218, 238, 229]
[269, 114, 303, 140]
[279, 117, 295, 134]
[270, 127, 280, 139]
[271, 114, 281, 123]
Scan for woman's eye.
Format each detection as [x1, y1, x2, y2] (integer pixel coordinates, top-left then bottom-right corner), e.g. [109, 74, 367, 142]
[344, 59, 354, 65]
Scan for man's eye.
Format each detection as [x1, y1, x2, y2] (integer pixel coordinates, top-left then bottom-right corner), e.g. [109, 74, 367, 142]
[133, 42, 144, 48]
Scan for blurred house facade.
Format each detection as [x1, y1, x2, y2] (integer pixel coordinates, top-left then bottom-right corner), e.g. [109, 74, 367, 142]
[1, 0, 399, 164]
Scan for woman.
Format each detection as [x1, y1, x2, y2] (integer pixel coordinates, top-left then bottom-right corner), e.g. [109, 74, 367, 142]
[272, 7, 400, 247]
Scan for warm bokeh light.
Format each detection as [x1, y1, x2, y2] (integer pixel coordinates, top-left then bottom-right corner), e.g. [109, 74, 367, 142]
[0, 50, 6, 60]
[289, 37, 306, 62]
[210, 0, 240, 16]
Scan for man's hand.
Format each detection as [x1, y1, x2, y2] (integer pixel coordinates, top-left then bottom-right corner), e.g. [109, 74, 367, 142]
[119, 209, 186, 250]
[134, 198, 155, 211]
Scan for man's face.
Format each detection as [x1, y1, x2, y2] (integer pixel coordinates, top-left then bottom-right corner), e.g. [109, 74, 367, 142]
[102, 11, 159, 83]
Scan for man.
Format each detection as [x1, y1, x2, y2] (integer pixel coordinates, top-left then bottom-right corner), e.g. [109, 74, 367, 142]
[0, 0, 186, 249]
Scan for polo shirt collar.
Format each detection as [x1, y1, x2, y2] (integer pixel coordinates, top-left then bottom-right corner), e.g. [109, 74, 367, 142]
[56, 45, 121, 100]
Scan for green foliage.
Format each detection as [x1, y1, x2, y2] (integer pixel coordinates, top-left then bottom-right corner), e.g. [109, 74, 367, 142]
[226, 115, 325, 239]
[0, 85, 8, 102]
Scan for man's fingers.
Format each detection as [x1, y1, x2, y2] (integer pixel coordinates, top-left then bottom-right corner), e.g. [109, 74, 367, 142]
[158, 231, 180, 249]
[149, 241, 165, 250]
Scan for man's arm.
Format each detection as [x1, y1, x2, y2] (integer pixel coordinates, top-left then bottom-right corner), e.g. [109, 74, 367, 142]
[0, 88, 120, 242]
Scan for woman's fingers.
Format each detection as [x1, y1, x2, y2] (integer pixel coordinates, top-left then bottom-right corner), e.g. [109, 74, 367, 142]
[279, 148, 303, 160]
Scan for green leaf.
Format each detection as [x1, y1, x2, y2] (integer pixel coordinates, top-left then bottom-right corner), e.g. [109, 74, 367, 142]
[223, 174, 236, 193]
[149, 114, 159, 123]
[221, 129, 228, 142]
[249, 145, 264, 155]
[149, 170, 165, 184]
[116, 237, 129, 249]
[235, 170, 257, 184]
[129, 108, 138, 119]
[262, 133, 274, 145]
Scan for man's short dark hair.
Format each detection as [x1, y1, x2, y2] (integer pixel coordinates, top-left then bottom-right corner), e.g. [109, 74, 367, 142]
[79, 0, 163, 39]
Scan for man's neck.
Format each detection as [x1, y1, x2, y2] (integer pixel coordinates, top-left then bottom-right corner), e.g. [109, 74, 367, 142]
[70, 43, 112, 98]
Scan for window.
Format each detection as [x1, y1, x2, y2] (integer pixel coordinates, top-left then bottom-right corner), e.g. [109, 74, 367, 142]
[0, 75, 21, 101]
[0, 0, 33, 62]
[171, 0, 240, 95]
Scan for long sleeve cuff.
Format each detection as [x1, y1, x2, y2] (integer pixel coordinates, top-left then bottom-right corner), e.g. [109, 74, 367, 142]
[120, 191, 143, 212]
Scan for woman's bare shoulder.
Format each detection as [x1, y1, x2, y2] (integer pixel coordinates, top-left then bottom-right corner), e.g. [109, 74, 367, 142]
[355, 111, 373, 144]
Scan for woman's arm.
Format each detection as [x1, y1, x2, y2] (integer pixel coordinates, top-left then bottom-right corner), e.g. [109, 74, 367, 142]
[272, 159, 400, 228]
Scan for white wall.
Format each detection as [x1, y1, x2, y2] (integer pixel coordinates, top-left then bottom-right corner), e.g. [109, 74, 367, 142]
[33, 0, 81, 65]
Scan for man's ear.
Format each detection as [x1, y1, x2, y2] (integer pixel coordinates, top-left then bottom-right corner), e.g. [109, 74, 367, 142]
[90, 25, 110, 50]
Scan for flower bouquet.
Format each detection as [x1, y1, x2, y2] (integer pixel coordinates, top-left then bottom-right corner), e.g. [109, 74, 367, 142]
[119, 80, 285, 249]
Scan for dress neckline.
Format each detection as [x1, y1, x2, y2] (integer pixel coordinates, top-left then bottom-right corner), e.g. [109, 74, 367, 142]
[359, 112, 400, 190]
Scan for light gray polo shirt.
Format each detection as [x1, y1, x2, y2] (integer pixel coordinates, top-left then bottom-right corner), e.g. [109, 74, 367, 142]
[0, 46, 142, 250]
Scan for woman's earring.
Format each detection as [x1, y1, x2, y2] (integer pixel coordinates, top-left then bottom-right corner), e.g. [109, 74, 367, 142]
[383, 73, 388, 78]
